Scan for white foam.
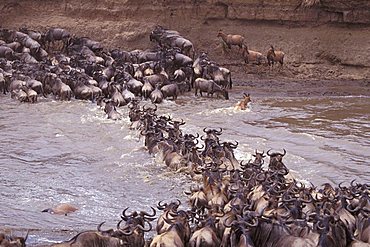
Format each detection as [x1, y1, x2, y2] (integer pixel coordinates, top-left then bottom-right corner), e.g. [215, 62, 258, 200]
[196, 104, 252, 116]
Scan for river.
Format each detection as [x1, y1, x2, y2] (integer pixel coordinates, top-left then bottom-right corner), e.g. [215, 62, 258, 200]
[0, 88, 369, 245]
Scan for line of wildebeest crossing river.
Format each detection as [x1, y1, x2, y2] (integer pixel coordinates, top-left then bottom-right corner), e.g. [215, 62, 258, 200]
[0, 26, 369, 247]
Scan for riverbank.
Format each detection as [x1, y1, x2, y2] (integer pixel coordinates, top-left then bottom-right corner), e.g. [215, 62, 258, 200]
[1, 0, 370, 82]
[232, 78, 370, 98]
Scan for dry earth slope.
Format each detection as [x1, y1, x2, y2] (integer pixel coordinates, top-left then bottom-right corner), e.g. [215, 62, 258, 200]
[1, 0, 370, 81]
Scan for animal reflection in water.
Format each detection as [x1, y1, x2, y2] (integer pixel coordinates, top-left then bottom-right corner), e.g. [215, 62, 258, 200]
[41, 203, 78, 216]
[234, 93, 251, 110]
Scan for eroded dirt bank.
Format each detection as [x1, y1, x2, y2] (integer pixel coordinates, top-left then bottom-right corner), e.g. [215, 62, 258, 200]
[1, 0, 370, 89]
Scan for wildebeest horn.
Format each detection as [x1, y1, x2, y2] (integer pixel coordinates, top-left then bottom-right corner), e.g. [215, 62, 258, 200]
[196, 144, 204, 150]
[193, 166, 203, 174]
[223, 215, 236, 228]
[282, 193, 297, 203]
[24, 230, 29, 242]
[229, 141, 238, 148]
[266, 149, 272, 156]
[316, 220, 327, 231]
[278, 167, 289, 176]
[136, 221, 153, 232]
[98, 221, 115, 234]
[180, 118, 186, 125]
[203, 127, 209, 133]
[346, 203, 361, 213]
[97, 221, 106, 232]
[116, 219, 123, 229]
[253, 149, 258, 157]
[338, 181, 346, 190]
[215, 127, 223, 134]
[118, 226, 135, 236]
[243, 215, 259, 228]
[157, 200, 167, 210]
[174, 199, 181, 207]
[281, 149, 286, 156]
[350, 179, 358, 188]
[122, 207, 138, 218]
[140, 206, 156, 218]
[184, 190, 192, 196]
[240, 160, 247, 167]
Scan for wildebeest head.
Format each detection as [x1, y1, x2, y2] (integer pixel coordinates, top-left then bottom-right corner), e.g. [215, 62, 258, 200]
[0, 231, 29, 247]
[242, 93, 251, 104]
[252, 150, 266, 166]
[267, 149, 286, 163]
[220, 87, 229, 100]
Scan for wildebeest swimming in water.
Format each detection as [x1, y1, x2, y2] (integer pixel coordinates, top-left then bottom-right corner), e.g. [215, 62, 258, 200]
[42, 203, 78, 216]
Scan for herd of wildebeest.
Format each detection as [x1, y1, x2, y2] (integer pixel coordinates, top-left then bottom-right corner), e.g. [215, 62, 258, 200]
[0, 26, 369, 247]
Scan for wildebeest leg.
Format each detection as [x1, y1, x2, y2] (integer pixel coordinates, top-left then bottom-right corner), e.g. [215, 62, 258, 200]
[45, 41, 51, 52]
[278, 61, 283, 71]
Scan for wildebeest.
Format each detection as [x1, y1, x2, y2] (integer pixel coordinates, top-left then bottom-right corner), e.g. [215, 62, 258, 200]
[141, 79, 154, 99]
[104, 100, 122, 120]
[203, 62, 232, 89]
[150, 26, 195, 58]
[0, 46, 15, 59]
[150, 85, 164, 104]
[44, 73, 73, 101]
[0, 71, 8, 94]
[161, 81, 189, 100]
[50, 231, 125, 247]
[42, 203, 78, 215]
[0, 231, 28, 247]
[194, 78, 229, 100]
[43, 28, 71, 51]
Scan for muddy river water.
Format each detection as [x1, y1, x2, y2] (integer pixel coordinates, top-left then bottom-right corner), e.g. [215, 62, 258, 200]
[0, 88, 369, 246]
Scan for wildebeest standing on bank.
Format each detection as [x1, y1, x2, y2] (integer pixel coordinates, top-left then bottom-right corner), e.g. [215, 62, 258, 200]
[42, 28, 71, 51]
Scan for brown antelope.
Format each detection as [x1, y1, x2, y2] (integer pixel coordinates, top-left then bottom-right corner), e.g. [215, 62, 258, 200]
[234, 93, 251, 110]
[217, 30, 245, 49]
